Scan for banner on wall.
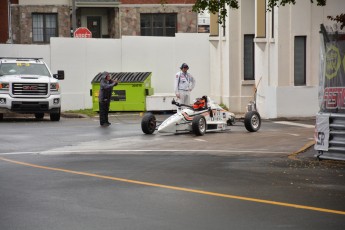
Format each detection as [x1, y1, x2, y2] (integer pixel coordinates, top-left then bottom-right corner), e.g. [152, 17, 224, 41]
[319, 31, 345, 113]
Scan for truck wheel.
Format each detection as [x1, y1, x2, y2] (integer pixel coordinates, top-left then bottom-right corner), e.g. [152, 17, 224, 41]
[141, 113, 156, 134]
[50, 110, 61, 121]
[244, 111, 261, 132]
[35, 113, 44, 119]
[0, 113, 3, 121]
[192, 115, 206, 136]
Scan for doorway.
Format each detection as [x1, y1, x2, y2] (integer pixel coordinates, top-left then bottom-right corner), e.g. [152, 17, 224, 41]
[87, 16, 101, 38]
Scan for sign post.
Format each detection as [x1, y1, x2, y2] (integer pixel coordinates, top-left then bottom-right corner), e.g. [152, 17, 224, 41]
[74, 27, 92, 38]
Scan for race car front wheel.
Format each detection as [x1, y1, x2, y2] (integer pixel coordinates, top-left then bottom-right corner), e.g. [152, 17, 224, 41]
[192, 115, 206, 136]
[141, 113, 156, 134]
[244, 111, 261, 132]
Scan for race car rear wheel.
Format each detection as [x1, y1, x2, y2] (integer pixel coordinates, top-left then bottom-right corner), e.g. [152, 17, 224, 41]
[192, 115, 206, 136]
[244, 111, 261, 132]
[141, 113, 156, 134]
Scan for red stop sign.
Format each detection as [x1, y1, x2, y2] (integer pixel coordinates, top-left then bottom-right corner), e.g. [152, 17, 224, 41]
[74, 27, 92, 38]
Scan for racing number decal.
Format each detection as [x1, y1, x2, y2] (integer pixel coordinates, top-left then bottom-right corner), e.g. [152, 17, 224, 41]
[211, 109, 222, 121]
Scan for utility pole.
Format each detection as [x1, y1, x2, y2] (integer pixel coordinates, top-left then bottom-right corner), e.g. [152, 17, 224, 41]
[71, 0, 77, 36]
[6, 0, 13, 43]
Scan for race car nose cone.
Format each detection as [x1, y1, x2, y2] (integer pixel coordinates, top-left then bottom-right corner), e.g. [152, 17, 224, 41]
[158, 113, 181, 133]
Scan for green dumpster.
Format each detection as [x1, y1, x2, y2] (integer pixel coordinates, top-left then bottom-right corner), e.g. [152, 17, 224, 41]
[91, 72, 154, 112]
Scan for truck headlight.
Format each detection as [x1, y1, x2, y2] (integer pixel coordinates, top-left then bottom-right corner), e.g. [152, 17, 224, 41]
[50, 83, 60, 91]
[0, 82, 9, 91]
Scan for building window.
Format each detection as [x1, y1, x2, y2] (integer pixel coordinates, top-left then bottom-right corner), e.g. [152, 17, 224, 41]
[32, 13, 58, 43]
[140, 13, 177, 37]
[244, 34, 255, 80]
[209, 12, 219, 36]
[271, 7, 274, 38]
[294, 36, 307, 86]
[256, 0, 266, 38]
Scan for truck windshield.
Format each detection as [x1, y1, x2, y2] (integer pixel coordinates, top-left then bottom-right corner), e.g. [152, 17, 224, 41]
[0, 63, 51, 77]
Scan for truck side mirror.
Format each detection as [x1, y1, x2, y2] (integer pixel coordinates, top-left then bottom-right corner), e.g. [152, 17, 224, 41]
[53, 70, 65, 80]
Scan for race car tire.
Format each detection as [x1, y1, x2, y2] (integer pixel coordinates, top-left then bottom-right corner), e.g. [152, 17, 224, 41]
[141, 113, 156, 134]
[244, 111, 261, 132]
[192, 115, 207, 136]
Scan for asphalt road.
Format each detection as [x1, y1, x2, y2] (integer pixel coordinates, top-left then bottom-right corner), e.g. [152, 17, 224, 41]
[0, 114, 344, 230]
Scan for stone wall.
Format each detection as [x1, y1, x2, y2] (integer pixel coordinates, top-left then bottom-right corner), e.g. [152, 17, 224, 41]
[11, 5, 70, 44]
[8, 4, 197, 43]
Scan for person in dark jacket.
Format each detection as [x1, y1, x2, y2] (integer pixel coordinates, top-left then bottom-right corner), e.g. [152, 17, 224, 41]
[98, 71, 118, 126]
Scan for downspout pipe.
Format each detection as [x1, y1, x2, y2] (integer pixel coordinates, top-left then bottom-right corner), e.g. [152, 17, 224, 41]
[72, 0, 77, 34]
[7, 0, 13, 44]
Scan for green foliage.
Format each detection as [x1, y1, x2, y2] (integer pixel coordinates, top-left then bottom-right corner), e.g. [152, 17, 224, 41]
[192, 0, 327, 25]
[267, 0, 326, 9]
[219, 103, 229, 111]
[328, 14, 345, 29]
[192, 0, 239, 24]
[64, 108, 97, 117]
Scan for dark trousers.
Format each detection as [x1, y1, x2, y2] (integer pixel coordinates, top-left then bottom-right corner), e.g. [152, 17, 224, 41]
[99, 101, 110, 125]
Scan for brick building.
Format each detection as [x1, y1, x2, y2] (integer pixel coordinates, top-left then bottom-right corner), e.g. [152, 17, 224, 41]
[0, 0, 203, 44]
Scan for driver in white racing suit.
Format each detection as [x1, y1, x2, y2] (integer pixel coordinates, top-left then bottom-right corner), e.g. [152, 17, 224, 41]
[174, 63, 196, 105]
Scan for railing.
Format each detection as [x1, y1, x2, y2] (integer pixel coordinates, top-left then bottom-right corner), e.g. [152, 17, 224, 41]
[316, 113, 345, 161]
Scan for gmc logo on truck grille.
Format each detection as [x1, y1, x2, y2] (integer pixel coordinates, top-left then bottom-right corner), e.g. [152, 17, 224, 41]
[22, 85, 38, 90]
[12, 83, 48, 95]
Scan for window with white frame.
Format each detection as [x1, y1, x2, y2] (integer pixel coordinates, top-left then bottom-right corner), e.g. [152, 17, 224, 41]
[294, 36, 306, 86]
[244, 34, 255, 80]
[32, 13, 58, 43]
[256, 0, 266, 38]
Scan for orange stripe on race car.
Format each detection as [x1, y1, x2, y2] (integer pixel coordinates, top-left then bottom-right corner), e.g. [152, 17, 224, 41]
[181, 112, 193, 121]
[182, 110, 211, 121]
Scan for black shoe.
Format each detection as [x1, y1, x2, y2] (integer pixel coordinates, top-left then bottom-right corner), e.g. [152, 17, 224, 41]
[105, 122, 111, 125]
[100, 123, 110, 127]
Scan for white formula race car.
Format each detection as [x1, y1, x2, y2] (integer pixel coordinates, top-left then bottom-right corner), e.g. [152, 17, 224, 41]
[141, 96, 261, 136]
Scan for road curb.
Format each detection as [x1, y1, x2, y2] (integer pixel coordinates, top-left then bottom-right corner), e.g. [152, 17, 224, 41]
[288, 140, 315, 161]
[61, 113, 90, 119]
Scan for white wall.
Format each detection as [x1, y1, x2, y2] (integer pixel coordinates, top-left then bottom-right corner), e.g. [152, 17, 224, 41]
[0, 34, 210, 111]
[0, 44, 50, 64]
[50, 38, 122, 110]
[121, 33, 210, 100]
[209, 0, 345, 118]
[255, 0, 345, 118]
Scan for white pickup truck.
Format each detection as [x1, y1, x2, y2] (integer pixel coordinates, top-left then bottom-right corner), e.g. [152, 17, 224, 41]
[0, 57, 64, 121]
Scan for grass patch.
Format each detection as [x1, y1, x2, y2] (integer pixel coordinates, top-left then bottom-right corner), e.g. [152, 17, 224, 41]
[219, 103, 229, 111]
[64, 108, 98, 117]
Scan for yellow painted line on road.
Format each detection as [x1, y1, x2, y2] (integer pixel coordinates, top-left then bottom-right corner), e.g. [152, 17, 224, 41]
[1, 156, 344, 216]
[288, 140, 316, 160]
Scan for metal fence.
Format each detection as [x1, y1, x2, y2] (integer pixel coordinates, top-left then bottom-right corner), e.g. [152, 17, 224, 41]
[316, 113, 345, 161]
